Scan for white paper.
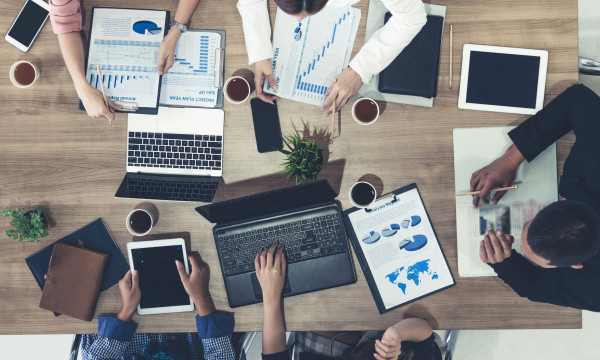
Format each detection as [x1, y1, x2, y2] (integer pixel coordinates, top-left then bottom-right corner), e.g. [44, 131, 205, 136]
[453, 127, 558, 277]
[159, 31, 221, 107]
[347, 188, 454, 310]
[86, 8, 167, 108]
[265, 6, 361, 106]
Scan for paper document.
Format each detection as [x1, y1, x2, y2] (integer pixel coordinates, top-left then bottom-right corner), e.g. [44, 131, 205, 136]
[160, 31, 222, 107]
[86, 8, 167, 108]
[265, 6, 361, 106]
[346, 187, 454, 311]
[453, 127, 558, 277]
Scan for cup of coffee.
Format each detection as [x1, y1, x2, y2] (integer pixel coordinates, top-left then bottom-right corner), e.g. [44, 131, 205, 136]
[349, 181, 377, 208]
[9, 61, 39, 88]
[224, 76, 251, 104]
[352, 98, 379, 125]
[126, 209, 154, 236]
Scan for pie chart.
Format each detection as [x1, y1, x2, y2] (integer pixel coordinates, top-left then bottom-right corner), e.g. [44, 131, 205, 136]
[133, 20, 161, 35]
[381, 228, 397, 237]
[390, 223, 401, 230]
[362, 231, 381, 244]
[401, 219, 410, 228]
[410, 215, 422, 226]
[404, 235, 427, 251]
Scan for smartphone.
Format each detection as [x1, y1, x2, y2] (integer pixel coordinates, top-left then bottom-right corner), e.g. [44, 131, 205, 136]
[5, 0, 50, 52]
[250, 98, 283, 153]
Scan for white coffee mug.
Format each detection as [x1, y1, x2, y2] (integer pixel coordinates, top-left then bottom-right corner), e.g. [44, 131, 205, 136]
[9, 60, 40, 88]
[224, 76, 251, 104]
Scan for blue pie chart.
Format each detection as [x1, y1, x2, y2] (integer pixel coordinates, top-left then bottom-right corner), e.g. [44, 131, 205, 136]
[381, 228, 397, 237]
[404, 235, 427, 251]
[390, 223, 401, 230]
[411, 215, 422, 227]
[362, 231, 381, 244]
[133, 20, 160, 35]
[401, 219, 410, 228]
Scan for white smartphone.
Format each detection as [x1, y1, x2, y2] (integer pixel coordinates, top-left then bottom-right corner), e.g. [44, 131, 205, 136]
[5, 0, 51, 52]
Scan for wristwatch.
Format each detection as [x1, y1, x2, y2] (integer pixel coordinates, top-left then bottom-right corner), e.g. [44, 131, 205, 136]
[169, 20, 187, 33]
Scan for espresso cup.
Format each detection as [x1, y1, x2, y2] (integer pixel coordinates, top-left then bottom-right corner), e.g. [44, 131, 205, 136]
[9, 61, 39, 88]
[349, 181, 377, 208]
[126, 209, 154, 236]
[352, 98, 380, 125]
[224, 76, 251, 104]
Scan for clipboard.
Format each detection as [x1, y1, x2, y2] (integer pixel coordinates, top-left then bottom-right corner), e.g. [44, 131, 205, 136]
[342, 183, 455, 314]
[158, 28, 226, 109]
[79, 7, 170, 115]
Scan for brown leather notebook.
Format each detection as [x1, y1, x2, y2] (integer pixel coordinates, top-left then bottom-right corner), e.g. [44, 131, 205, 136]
[39, 242, 108, 321]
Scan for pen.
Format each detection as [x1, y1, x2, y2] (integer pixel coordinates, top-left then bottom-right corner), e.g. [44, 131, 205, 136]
[449, 25, 453, 89]
[455, 186, 518, 197]
[96, 65, 112, 126]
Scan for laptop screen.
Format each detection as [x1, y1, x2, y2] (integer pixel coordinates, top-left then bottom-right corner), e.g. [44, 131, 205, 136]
[195, 180, 338, 224]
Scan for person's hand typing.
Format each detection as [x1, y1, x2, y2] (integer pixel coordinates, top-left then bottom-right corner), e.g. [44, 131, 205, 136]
[254, 243, 287, 305]
[374, 326, 402, 360]
[77, 84, 122, 122]
[321, 66, 363, 116]
[117, 270, 141, 322]
[158, 29, 180, 75]
[479, 229, 514, 264]
[470, 144, 524, 207]
[254, 59, 280, 104]
[176, 254, 215, 316]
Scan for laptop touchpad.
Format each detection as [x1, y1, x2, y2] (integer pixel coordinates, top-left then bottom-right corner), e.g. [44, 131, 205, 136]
[250, 272, 292, 300]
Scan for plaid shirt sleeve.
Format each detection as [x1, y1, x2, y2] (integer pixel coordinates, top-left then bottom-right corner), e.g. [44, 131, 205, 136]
[81, 315, 137, 360]
[197, 312, 236, 360]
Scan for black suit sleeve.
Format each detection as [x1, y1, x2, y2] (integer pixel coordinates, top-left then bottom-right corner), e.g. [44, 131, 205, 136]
[508, 84, 600, 162]
[263, 351, 291, 360]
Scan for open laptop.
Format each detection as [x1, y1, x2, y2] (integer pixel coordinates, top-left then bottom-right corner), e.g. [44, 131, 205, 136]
[115, 107, 224, 203]
[196, 180, 357, 307]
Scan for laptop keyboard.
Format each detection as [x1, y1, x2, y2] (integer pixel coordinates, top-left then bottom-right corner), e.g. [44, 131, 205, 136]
[127, 132, 222, 170]
[215, 212, 348, 276]
[127, 177, 218, 202]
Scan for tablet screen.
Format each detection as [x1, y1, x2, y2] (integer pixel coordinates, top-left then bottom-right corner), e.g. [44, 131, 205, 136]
[131, 245, 190, 309]
[466, 51, 540, 109]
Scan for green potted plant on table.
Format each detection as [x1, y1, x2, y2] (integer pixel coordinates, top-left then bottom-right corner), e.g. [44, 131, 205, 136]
[3, 205, 49, 242]
[279, 133, 323, 185]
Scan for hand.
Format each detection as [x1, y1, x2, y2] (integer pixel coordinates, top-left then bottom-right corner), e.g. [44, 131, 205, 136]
[479, 229, 514, 264]
[254, 59, 280, 104]
[470, 144, 524, 207]
[176, 255, 215, 316]
[254, 243, 287, 304]
[373, 326, 402, 360]
[322, 66, 363, 115]
[77, 84, 122, 122]
[117, 270, 141, 322]
[158, 30, 180, 75]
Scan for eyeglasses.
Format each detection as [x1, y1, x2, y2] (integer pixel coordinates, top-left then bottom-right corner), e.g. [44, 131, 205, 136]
[293, 22, 302, 41]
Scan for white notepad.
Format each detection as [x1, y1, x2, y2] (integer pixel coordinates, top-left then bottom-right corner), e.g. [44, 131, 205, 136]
[453, 127, 558, 277]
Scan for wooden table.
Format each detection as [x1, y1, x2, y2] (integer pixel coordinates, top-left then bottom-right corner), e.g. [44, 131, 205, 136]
[0, 0, 581, 334]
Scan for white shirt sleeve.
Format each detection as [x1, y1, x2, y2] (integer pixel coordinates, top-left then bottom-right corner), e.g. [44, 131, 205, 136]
[237, 0, 274, 65]
[349, 0, 427, 84]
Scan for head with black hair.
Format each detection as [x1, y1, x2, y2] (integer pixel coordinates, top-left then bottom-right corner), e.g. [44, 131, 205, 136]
[520, 200, 600, 268]
[274, 0, 329, 21]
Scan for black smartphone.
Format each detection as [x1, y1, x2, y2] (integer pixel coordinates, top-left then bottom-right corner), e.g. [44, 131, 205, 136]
[250, 98, 283, 153]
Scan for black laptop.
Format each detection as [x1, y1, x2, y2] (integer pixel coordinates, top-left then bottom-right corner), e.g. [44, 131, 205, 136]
[196, 180, 357, 307]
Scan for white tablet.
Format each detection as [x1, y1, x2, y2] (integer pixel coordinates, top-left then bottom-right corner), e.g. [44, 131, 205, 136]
[458, 44, 548, 115]
[127, 238, 194, 315]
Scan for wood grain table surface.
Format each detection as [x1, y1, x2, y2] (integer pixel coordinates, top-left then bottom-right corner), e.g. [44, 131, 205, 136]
[0, 0, 581, 334]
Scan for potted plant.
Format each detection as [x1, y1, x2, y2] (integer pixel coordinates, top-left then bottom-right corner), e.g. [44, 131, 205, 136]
[3, 205, 49, 242]
[279, 133, 323, 184]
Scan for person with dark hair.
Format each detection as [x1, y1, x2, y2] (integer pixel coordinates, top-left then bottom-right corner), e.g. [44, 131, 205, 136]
[256, 243, 438, 360]
[473, 84, 600, 311]
[237, 0, 426, 113]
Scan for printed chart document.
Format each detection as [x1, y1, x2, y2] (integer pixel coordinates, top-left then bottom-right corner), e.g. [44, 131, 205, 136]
[344, 184, 455, 314]
[453, 127, 558, 277]
[85, 8, 168, 110]
[160, 30, 223, 108]
[265, 6, 361, 106]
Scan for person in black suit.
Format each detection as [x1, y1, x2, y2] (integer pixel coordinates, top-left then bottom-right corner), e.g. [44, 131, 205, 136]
[471, 84, 600, 311]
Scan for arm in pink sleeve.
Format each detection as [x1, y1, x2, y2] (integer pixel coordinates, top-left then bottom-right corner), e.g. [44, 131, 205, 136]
[49, 0, 82, 34]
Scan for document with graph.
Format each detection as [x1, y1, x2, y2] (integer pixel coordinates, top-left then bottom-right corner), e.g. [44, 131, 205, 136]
[265, 6, 361, 106]
[83, 8, 168, 113]
[453, 127, 558, 277]
[159, 30, 224, 108]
